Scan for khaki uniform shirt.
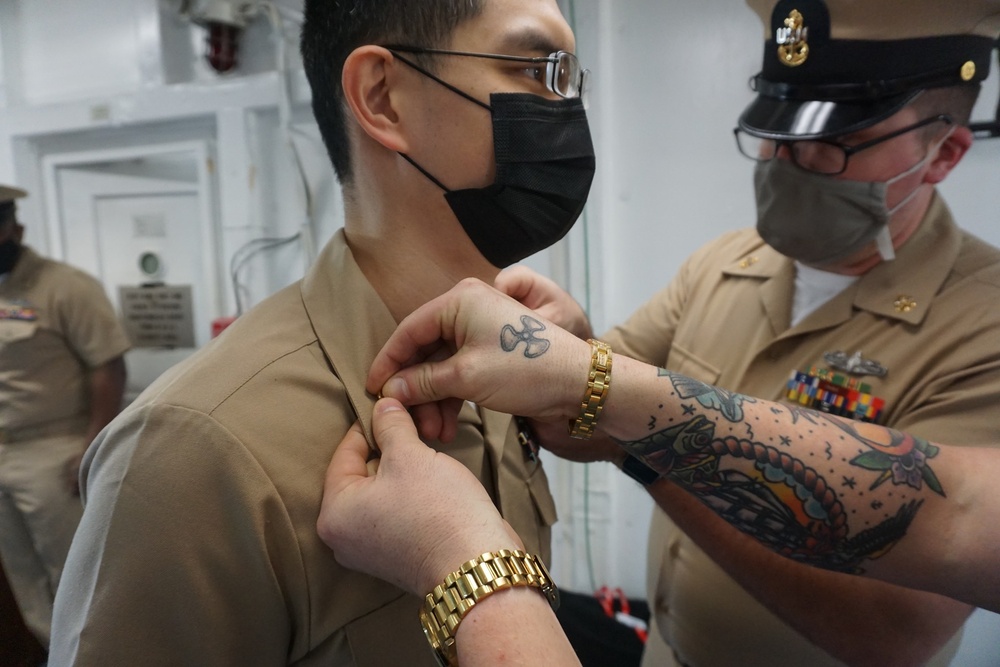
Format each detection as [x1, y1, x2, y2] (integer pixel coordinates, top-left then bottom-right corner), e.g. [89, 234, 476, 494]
[0, 247, 130, 434]
[50, 230, 557, 666]
[604, 194, 1000, 667]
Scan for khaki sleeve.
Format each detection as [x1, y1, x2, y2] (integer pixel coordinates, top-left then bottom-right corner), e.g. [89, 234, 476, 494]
[57, 269, 131, 368]
[891, 354, 1000, 450]
[50, 403, 302, 666]
[600, 248, 704, 366]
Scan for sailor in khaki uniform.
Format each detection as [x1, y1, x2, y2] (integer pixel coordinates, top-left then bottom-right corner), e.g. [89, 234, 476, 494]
[0, 185, 129, 647]
[603, 2, 1000, 666]
[50, 0, 592, 664]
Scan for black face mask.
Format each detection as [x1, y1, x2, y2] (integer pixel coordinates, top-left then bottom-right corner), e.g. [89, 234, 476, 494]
[0, 238, 21, 276]
[397, 66, 596, 268]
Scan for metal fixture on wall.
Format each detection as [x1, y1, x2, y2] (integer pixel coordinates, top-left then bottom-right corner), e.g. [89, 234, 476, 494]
[179, 0, 259, 73]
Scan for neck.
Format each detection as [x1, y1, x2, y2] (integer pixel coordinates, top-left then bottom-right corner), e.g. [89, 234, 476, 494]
[342, 187, 498, 323]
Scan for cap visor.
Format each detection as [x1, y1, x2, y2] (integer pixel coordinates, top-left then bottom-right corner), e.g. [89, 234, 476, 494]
[738, 91, 918, 140]
[0, 186, 27, 204]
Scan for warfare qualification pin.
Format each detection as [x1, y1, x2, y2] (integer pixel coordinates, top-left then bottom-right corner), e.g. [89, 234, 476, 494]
[823, 350, 888, 378]
[776, 9, 809, 67]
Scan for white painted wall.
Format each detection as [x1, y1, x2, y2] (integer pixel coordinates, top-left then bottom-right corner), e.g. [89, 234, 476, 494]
[1, 0, 998, 662]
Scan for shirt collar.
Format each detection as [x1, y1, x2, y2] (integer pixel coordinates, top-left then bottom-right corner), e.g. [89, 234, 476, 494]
[853, 192, 961, 326]
[300, 229, 397, 448]
[721, 191, 960, 327]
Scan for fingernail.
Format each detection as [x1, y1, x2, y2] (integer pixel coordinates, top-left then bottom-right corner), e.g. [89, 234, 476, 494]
[383, 377, 410, 402]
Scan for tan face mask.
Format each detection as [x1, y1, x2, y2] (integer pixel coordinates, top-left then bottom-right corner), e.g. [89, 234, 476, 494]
[753, 129, 952, 266]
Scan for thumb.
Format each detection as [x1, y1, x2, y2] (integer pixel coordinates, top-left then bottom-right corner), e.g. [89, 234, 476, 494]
[370, 397, 425, 458]
[379, 363, 449, 407]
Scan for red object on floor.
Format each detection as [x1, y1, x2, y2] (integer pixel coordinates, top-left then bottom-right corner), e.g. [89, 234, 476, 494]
[596, 586, 648, 644]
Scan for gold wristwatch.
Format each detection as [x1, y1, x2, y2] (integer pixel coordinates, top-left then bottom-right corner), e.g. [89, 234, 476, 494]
[419, 549, 560, 667]
[569, 339, 612, 439]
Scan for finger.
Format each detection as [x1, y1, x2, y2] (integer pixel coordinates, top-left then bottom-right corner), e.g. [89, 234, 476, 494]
[370, 397, 426, 460]
[323, 421, 373, 499]
[367, 288, 468, 395]
[494, 265, 537, 303]
[379, 359, 461, 408]
[411, 402, 444, 441]
[437, 398, 463, 443]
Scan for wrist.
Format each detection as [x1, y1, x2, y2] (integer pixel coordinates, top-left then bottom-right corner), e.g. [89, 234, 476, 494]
[568, 339, 613, 439]
[418, 537, 522, 597]
[419, 549, 559, 667]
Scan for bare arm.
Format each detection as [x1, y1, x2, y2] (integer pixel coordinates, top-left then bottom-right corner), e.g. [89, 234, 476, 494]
[602, 360, 997, 616]
[86, 356, 126, 443]
[607, 364, 977, 663]
[367, 279, 1000, 615]
[66, 356, 126, 494]
[318, 399, 581, 667]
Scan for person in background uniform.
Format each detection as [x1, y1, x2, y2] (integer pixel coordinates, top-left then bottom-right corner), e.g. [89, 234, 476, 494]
[50, 0, 593, 664]
[493, 1, 1000, 665]
[0, 184, 129, 649]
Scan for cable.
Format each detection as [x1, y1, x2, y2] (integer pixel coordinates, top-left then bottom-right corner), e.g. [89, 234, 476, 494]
[563, 0, 600, 595]
[229, 232, 301, 315]
[257, 1, 317, 262]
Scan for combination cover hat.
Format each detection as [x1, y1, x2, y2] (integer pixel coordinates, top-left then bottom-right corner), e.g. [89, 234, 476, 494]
[739, 0, 1000, 139]
[0, 185, 27, 205]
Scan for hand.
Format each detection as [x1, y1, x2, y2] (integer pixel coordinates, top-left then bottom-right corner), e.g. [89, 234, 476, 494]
[367, 278, 591, 442]
[318, 398, 523, 596]
[495, 266, 593, 340]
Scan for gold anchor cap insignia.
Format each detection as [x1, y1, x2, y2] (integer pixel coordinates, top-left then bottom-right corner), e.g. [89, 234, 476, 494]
[776, 9, 809, 67]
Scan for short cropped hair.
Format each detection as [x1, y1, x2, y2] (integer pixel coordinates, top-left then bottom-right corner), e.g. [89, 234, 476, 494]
[910, 83, 982, 140]
[301, 0, 486, 185]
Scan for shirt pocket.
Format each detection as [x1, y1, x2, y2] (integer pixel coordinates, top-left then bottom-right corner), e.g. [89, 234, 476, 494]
[667, 343, 722, 386]
[0, 320, 38, 346]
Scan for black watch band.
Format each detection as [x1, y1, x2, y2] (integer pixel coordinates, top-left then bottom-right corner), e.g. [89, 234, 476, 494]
[621, 454, 660, 485]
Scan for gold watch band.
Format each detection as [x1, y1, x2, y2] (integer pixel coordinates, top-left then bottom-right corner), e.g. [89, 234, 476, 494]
[569, 339, 613, 439]
[419, 549, 559, 667]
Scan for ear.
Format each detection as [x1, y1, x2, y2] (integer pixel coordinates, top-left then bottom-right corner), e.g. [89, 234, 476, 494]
[923, 125, 973, 184]
[342, 46, 410, 155]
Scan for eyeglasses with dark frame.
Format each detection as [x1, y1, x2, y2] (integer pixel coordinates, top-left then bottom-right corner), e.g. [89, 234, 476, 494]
[733, 114, 954, 176]
[384, 45, 590, 105]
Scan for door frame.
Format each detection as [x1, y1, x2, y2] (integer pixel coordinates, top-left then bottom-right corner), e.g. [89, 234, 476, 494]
[40, 140, 223, 321]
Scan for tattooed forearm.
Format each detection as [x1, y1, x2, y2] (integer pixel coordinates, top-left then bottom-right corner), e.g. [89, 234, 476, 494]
[657, 367, 755, 422]
[499, 315, 550, 358]
[615, 373, 944, 574]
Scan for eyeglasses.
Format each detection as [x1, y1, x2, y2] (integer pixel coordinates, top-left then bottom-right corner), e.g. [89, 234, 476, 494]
[734, 114, 953, 175]
[385, 46, 590, 105]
